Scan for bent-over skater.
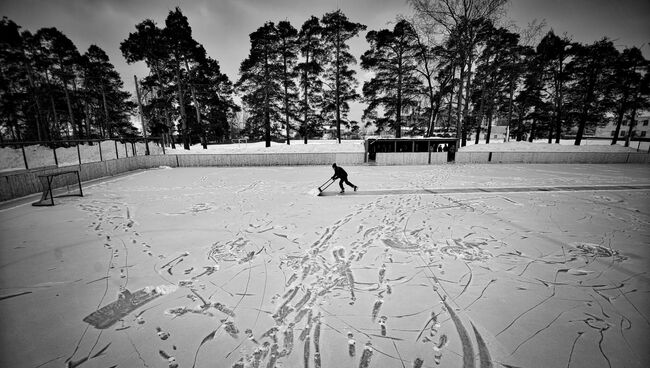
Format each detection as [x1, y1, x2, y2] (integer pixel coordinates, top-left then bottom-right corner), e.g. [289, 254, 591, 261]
[331, 163, 358, 194]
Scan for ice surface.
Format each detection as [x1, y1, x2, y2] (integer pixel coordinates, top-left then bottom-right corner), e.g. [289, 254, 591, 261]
[0, 164, 649, 367]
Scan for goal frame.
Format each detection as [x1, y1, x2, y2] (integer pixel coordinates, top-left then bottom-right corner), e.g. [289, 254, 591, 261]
[32, 169, 84, 206]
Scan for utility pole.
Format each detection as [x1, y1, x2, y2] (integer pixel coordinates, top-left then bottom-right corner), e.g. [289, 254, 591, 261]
[134, 75, 150, 155]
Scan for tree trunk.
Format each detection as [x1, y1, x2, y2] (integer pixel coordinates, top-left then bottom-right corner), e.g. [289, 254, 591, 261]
[50, 95, 60, 140]
[445, 93, 453, 130]
[575, 76, 596, 146]
[62, 78, 77, 138]
[25, 70, 45, 141]
[485, 111, 493, 144]
[506, 78, 515, 142]
[554, 57, 564, 143]
[475, 87, 487, 145]
[101, 85, 110, 138]
[21, 46, 46, 141]
[154, 63, 175, 149]
[303, 62, 309, 144]
[264, 49, 271, 148]
[428, 94, 442, 137]
[183, 59, 201, 152]
[575, 110, 587, 146]
[423, 72, 436, 137]
[611, 92, 629, 145]
[283, 54, 291, 145]
[455, 62, 465, 146]
[396, 53, 403, 138]
[176, 66, 189, 150]
[529, 117, 536, 142]
[515, 109, 525, 141]
[134, 75, 150, 154]
[460, 56, 474, 147]
[72, 78, 84, 138]
[335, 21, 341, 143]
[548, 110, 554, 143]
[625, 103, 638, 147]
[83, 102, 91, 141]
[191, 87, 202, 151]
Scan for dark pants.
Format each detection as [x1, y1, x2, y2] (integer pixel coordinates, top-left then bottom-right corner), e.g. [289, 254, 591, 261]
[338, 176, 355, 190]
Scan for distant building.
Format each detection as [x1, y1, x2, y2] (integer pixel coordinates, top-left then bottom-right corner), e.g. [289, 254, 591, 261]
[595, 113, 650, 139]
[468, 125, 509, 142]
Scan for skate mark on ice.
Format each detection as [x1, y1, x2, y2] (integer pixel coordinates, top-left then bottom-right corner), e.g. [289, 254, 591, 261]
[391, 339, 406, 368]
[470, 322, 492, 368]
[464, 279, 496, 311]
[88, 341, 111, 360]
[443, 299, 475, 368]
[254, 260, 269, 326]
[440, 238, 492, 262]
[0, 291, 32, 301]
[597, 326, 612, 368]
[496, 270, 560, 337]
[303, 335, 311, 368]
[454, 263, 473, 301]
[313, 313, 322, 368]
[566, 331, 584, 368]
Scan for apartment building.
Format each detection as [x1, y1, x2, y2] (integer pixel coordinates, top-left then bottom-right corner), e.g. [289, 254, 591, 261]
[595, 114, 650, 138]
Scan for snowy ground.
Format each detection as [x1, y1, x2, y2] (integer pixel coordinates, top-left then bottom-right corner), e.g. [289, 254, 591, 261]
[1, 138, 648, 172]
[1, 164, 649, 368]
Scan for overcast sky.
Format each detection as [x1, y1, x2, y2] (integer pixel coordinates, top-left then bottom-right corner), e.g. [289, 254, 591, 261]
[2, 0, 649, 122]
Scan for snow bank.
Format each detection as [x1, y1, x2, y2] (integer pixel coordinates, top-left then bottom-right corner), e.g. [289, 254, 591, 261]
[165, 139, 365, 154]
[460, 140, 646, 152]
[1, 138, 646, 173]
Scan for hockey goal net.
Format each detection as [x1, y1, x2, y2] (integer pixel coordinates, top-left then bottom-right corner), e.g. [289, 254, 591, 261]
[32, 169, 84, 206]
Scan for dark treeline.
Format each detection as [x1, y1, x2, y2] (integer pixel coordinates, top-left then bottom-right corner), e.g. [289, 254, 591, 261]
[0, 18, 136, 143]
[120, 8, 238, 150]
[405, 0, 649, 147]
[2, 0, 649, 149]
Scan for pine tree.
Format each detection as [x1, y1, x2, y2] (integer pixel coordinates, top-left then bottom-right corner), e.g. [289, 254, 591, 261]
[296, 16, 326, 143]
[81, 45, 130, 138]
[276, 21, 299, 144]
[610, 47, 648, 145]
[565, 39, 618, 145]
[237, 22, 283, 147]
[321, 10, 366, 143]
[0, 18, 30, 141]
[164, 7, 204, 150]
[34, 27, 81, 138]
[190, 57, 238, 143]
[537, 30, 573, 143]
[121, 19, 176, 147]
[361, 20, 423, 138]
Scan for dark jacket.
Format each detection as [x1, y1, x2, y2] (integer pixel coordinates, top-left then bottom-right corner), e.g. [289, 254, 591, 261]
[332, 166, 348, 179]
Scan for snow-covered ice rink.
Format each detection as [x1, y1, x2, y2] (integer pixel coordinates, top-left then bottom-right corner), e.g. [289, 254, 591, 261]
[1, 163, 649, 368]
